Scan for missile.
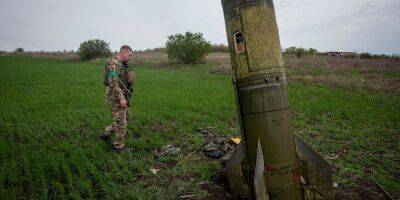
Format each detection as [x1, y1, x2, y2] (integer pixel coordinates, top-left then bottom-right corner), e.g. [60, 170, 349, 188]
[221, 0, 334, 199]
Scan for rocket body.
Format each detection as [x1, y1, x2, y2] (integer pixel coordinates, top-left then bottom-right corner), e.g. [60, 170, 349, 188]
[222, 0, 303, 199]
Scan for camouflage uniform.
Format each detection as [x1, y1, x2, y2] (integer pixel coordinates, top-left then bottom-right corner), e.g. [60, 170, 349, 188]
[103, 57, 133, 149]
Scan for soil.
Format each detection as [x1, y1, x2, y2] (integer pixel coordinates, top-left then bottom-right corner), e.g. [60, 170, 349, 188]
[203, 167, 394, 200]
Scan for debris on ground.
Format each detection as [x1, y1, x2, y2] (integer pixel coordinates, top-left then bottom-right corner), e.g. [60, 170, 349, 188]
[155, 144, 181, 158]
[325, 154, 340, 160]
[195, 128, 240, 160]
[149, 167, 159, 174]
[202, 141, 225, 158]
[180, 194, 196, 199]
[230, 137, 241, 145]
[330, 164, 340, 174]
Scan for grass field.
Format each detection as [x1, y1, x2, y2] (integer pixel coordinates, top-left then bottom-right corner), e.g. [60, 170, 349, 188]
[0, 56, 399, 199]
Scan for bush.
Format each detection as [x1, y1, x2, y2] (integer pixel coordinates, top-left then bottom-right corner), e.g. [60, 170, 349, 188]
[166, 32, 212, 64]
[284, 47, 317, 57]
[296, 48, 307, 58]
[153, 47, 166, 52]
[284, 47, 298, 54]
[391, 53, 400, 59]
[360, 52, 373, 59]
[309, 48, 318, 55]
[15, 48, 24, 53]
[212, 44, 229, 52]
[77, 39, 112, 60]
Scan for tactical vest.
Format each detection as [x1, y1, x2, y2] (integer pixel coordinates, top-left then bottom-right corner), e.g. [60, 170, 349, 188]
[119, 63, 129, 90]
[103, 58, 129, 89]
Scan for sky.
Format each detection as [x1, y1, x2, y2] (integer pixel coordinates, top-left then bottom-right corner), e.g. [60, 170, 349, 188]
[0, 0, 399, 54]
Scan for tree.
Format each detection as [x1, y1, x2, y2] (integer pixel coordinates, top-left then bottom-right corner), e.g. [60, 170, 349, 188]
[360, 52, 373, 59]
[309, 48, 318, 55]
[77, 39, 112, 60]
[296, 47, 307, 58]
[391, 53, 400, 59]
[284, 47, 298, 54]
[212, 43, 229, 52]
[15, 48, 24, 53]
[166, 32, 212, 64]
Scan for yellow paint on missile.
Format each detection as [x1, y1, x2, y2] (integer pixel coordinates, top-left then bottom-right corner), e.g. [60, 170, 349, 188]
[225, 4, 285, 80]
[241, 4, 284, 75]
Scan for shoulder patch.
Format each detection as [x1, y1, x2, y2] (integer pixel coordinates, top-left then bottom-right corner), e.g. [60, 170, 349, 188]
[108, 70, 119, 78]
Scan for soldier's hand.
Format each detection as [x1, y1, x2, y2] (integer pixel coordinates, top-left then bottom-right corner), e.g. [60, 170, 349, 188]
[120, 99, 128, 109]
[127, 71, 135, 84]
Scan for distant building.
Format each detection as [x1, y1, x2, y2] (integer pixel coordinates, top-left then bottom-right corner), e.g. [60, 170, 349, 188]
[321, 51, 359, 58]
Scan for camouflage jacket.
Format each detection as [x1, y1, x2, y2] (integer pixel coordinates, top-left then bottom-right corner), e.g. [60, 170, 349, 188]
[104, 57, 132, 101]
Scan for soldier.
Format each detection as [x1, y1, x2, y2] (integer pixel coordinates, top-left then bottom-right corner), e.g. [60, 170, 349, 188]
[100, 45, 135, 152]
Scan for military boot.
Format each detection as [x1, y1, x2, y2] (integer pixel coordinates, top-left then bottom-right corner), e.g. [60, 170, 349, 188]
[99, 133, 112, 146]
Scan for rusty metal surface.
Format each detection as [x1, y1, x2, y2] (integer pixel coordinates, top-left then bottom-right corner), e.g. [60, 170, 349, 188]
[226, 142, 252, 199]
[295, 134, 334, 199]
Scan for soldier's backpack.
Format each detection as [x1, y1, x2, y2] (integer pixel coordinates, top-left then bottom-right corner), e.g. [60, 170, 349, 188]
[103, 59, 130, 88]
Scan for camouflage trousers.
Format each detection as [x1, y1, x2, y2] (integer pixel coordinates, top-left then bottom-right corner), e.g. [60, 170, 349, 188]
[104, 87, 131, 149]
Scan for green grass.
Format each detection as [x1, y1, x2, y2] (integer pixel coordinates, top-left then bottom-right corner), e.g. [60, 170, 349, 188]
[0, 56, 399, 199]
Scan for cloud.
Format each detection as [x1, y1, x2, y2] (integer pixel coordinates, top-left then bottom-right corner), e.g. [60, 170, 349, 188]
[0, 0, 398, 54]
[275, 0, 400, 53]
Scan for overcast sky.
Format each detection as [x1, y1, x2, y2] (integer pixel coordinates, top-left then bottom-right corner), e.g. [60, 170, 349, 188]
[0, 0, 399, 54]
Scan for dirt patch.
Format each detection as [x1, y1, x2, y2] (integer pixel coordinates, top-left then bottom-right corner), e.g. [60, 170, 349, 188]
[179, 172, 201, 183]
[200, 169, 234, 200]
[334, 180, 394, 200]
[206, 173, 394, 200]
[150, 121, 166, 132]
[159, 159, 179, 169]
[198, 150, 394, 199]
